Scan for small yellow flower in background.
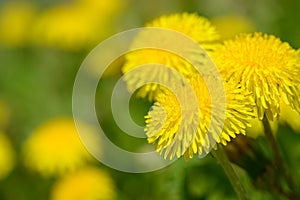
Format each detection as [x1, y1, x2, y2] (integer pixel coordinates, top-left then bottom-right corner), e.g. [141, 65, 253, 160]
[0, 133, 15, 180]
[280, 102, 300, 133]
[122, 13, 220, 100]
[50, 167, 116, 200]
[213, 33, 300, 121]
[211, 14, 255, 40]
[22, 117, 98, 177]
[145, 74, 254, 159]
[31, 0, 124, 51]
[0, 2, 36, 47]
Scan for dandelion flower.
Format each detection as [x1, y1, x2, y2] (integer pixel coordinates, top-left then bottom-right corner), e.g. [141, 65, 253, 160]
[213, 33, 300, 120]
[0, 2, 36, 47]
[145, 74, 254, 159]
[122, 13, 220, 100]
[22, 117, 98, 177]
[31, 0, 123, 50]
[0, 133, 15, 180]
[51, 167, 116, 200]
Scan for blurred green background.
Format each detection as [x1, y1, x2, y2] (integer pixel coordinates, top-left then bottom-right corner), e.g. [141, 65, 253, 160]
[1, 0, 300, 199]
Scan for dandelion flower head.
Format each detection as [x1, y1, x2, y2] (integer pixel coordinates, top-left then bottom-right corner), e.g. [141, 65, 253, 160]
[51, 167, 116, 200]
[22, 117, 97, 177]
[31, 0, 123, 50]
[0, 2, 36, 47]
[145, 74, 254, 159]
[122, 13, 220, 100]
[213, 33, 300, 120]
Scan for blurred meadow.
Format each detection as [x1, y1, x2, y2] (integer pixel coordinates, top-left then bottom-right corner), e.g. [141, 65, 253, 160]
[1, 0, 300, 200]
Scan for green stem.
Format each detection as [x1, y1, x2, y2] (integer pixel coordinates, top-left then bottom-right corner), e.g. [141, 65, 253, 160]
[262, 115, 299, 199]
[212, 145, 250, 200]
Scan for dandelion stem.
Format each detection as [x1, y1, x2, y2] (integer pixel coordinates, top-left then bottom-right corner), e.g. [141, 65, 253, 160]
[212, 145, 250, 200]
[262, 115, 299, 199]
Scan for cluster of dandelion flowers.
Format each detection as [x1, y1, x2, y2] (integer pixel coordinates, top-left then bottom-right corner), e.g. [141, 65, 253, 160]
[50, 167, 116, 200]
[145, 74, 254, 159]
[22, 118, 98, 177]
[122, 13, 220, 100]
[213, 33, 300, 120]
[0, 133, 15, 180]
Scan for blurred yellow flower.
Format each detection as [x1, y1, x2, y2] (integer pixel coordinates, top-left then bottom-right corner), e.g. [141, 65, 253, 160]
[31, 0, 124, 50]
[0, 2, 36, 47]
[22, 117, 98, 177]
[50, 167, 116, 200]
[145, 74, 254, 159]
[0, 133, 15, 180]
[213, 33, 300, 121]
[211, 14, 255, 40]
[280, 102, 300, 133]
[122, 13, 220, 100]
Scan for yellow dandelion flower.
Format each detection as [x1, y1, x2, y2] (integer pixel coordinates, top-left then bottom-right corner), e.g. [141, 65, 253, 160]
[145, 74, 254, 159]
[122, 13, 220, 100]
[22, 117, 98, 177]
[280, 101, 300, 133]
[0, 2, 36, 47]
[212, 33, 300, 120]
[211, 14, 255, 40]
[0, 133, 15, 180]
[31, 0, 123, 50]
[51, 167, 116, 200]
